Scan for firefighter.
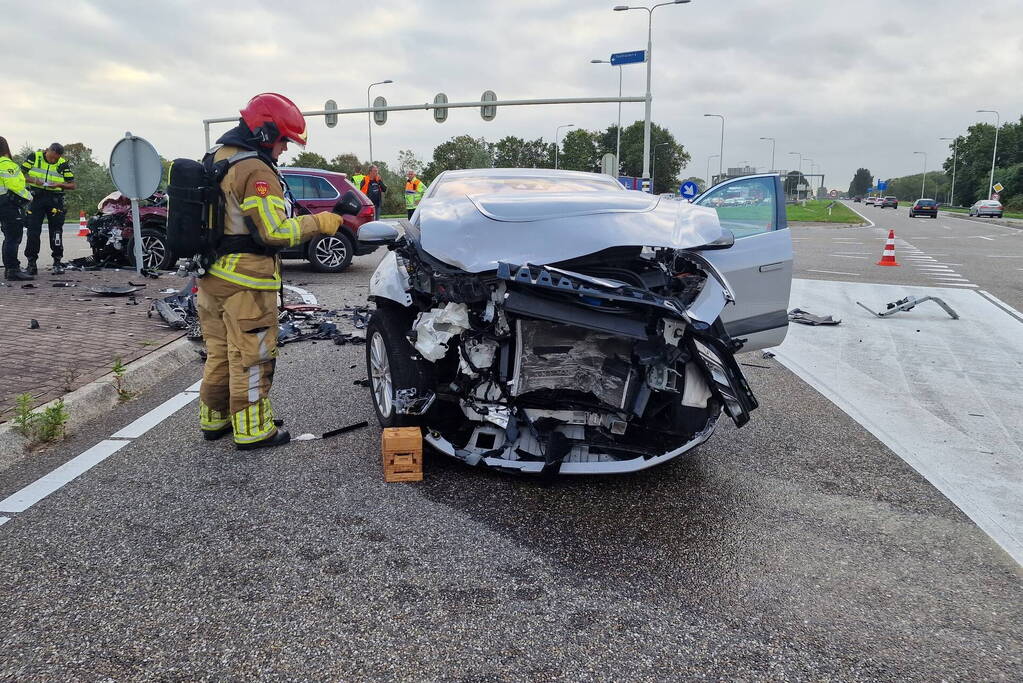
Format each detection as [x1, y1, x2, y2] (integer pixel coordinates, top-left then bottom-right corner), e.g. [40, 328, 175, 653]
[198, 93, 343, 450]
[404, 170, 427, 219]
[1, 135, 35, 281]
[22, 142, 75, 275]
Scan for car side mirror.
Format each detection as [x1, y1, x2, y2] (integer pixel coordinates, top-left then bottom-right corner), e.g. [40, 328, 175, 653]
[692, 229, 735, 250]
[358, 220, 401, 246]
[333, 190, 362, 217]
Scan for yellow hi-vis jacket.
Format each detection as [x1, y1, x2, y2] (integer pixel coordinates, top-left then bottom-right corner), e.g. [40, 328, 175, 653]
[0, 156, 33, 203]
[404, 176, 427, 210]
[205, 145, 324, 291]
[22, 150, 73, 192]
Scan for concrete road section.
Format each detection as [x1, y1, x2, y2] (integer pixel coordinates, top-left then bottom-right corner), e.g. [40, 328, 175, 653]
[1, 253, 1021, 679]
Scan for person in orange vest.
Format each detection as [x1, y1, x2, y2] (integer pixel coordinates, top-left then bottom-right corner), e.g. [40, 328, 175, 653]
[359, 165, 387, 220]
[404, 170, 427, 219]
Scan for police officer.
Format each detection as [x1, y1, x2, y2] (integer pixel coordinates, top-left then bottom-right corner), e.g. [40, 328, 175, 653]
[197, 93, 343, 450]
[22, 142, 75, 275]
[1, 136, 34, 281]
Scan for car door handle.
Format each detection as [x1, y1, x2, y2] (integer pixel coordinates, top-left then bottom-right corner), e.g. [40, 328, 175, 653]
[759, 262, 784, 272]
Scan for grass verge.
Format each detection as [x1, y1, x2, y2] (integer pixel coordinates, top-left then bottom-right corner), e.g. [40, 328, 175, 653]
[787, 200, 865, 224]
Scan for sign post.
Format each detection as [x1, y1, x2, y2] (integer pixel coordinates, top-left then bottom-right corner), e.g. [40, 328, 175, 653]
[109, 133, 162, 275]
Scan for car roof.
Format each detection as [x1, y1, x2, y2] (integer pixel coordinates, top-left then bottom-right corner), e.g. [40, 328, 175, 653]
[436, 167, 618, 182]
[283, 167, 349, 179]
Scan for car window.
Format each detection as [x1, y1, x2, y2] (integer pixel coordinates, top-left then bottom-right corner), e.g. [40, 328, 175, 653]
[694, 176, 776, 238]
[431, 175, 622, 199]
[307, 176, 340, 199]
[283, 174, 309, 200]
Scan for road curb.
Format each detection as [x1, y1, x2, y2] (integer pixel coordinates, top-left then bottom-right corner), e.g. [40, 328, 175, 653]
[940, 211, 1023, 231]
[0, 336, 201, 473]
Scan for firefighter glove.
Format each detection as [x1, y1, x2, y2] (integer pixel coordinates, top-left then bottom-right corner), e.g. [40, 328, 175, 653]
[314, 212, 342, 236]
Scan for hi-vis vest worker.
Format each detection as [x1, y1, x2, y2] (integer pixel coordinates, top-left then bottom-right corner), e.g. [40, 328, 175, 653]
[404, 171, 427, 219]
[22, 143, 75, 275]
[1, 135, 35, 282]
[197, 93, 342, 450]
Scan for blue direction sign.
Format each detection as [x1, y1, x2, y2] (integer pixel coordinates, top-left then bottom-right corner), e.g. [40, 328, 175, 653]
[610, 50, 646, 66]
[680, 181, 700, 199]
[877, 180, 888, 192]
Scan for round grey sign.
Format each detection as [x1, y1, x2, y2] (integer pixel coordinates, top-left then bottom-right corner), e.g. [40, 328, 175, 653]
[109, 133, 162, 199]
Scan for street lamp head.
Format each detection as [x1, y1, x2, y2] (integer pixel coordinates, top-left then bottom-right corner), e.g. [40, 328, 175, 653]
[613, 5, 629, 10]
[674, 0, 692, 4]
[590, 59, 605, 63]
[383, 80, 393, 84]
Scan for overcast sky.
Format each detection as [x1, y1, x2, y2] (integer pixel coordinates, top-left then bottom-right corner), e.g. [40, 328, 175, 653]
[3, 0, 1021, 189]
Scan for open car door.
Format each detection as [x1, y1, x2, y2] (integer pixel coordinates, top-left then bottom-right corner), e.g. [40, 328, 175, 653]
[691, 174, 792, 352]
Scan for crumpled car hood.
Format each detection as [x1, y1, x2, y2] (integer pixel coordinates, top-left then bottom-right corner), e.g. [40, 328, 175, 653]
[417, 191, 724, 273]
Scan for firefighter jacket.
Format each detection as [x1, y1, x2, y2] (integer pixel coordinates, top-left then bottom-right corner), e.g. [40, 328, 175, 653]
[206, 144, 323, 292]
[404, 176, 426, 210]
[22, 150, 73, 193]
[0, 156, 33, 205]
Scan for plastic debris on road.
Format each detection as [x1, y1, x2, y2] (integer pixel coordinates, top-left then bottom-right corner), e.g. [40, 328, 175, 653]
[788, 308, 841, 326]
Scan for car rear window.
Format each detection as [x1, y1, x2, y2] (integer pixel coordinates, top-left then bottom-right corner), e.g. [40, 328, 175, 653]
[981, 201, 1001, 207]
[917, 200, 936, 207]
[431, 176, 622, 199]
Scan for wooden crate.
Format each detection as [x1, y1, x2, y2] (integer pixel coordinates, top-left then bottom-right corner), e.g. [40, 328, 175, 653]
[381, 427, 423, 482]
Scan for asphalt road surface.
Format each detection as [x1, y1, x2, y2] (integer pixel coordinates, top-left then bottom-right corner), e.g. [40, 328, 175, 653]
[2, 233, 1022, 679]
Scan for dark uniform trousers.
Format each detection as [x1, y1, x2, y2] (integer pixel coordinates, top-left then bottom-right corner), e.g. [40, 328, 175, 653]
[25, 191, 66, 263]
[0, 201, 27, 269]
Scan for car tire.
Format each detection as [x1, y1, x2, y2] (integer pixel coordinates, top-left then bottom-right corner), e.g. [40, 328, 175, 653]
[365, 304, 437, 428]
[128, 226, 175, 271]
[308, 231, 354, 273]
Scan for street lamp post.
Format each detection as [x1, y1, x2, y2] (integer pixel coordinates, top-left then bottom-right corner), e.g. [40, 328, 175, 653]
[614, 0, 691, 193]
[591, 59, 624, 174]
[704, 113, 724, 180]
[977, 109, 1000, 199]
[366, 79, 393, 163]
[914, 151, 927, 198]
[759, 137, 775, 172]
[555, 124, 575, 170]
[652, 141, 670, 193]
[939, 136, 958, 206]
[706, 154, 719, 189]
[787, 151, 802, 199]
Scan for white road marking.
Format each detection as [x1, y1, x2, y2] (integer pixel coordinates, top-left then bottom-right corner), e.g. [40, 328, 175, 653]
[977, 290, 1023, 324]
[0, 517, 10, 527]
[832, 254, 868, 259]
[0, 440, 131, 513]
[807, 269, 860, 276]
[939, 282, 980, 288]
[969, 236, 995, 241]
[985, 255, 1023, 258]
[282, 284, 318, 305]
[111, 393, 200, 439]
[774, 280, 1023, 566]
[185, 379, 202, 392]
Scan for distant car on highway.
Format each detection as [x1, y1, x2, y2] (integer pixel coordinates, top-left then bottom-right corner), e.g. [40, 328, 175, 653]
[969, 200, 1003, 218]
[909, 198, 938, 219]
[881, 196, 898, 209]
[864, 196, 878, 206]
[852, 196, 862, 202]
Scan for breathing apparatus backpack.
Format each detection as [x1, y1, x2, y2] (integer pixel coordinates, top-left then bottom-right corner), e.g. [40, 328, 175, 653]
[166, 147, 257, 268]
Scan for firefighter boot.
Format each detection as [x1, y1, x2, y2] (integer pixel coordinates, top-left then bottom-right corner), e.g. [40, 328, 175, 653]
[237, 428, 291, 451]
[25, 260, 38, 276]
[5, 268, 35, 281]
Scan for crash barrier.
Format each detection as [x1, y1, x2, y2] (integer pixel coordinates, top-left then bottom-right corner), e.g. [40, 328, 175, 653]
[877, 229, 900, 266]
[381, 427, 423, 483]
[77, 210, 89, 237]
[856, 295, 959, 320]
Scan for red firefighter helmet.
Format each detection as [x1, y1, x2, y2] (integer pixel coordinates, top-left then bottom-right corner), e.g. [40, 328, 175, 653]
[239, 93, 308, 148]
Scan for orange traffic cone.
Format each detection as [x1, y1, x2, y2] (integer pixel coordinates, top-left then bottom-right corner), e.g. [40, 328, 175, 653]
[76, 210, 89, 237]
[877, 229, 900, 266]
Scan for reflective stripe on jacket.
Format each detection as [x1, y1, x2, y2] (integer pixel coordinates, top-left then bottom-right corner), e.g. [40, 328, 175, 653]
[207, 144, 322, 291]
[0, 156, 33, 202]
[22, 150, 73, 192]
[404, 177, 426, 210]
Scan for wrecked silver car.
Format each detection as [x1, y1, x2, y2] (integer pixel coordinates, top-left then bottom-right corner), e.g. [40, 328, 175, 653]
[360, 169, 792, 474]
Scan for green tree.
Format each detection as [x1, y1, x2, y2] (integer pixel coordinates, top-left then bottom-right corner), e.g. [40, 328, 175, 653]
[288, 151, 330, 169]
[492, 136, 553, 168]
[785, 171, 806, 197]
[421, 135, 493, 182]
[397, 149, 425, 175]
[683, 176, 707, 192]
[328, 153, 363, 176]
[595, 121, 690, 193]
[848, 168, 872, 197]
[558, 129, 600, 172]
[886, 173, 950, 203]
[941, 116, 1023, 206]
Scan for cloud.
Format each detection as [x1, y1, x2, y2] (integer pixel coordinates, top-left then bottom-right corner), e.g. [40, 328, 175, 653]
[1, 0, 1022, 188]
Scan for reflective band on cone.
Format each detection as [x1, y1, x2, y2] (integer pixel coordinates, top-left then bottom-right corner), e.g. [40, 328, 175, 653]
[77, 210, 89, 237]
[877, 229, 900, 266]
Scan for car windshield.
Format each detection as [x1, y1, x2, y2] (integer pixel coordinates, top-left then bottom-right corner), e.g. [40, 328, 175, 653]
[431, 175, 622, 199]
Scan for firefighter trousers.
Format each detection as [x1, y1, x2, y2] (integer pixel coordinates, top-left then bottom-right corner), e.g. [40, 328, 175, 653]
[197, 282, 280, 445]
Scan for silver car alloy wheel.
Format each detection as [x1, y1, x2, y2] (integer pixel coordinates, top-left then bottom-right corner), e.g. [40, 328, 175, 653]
[141, 234, 166, 270]
[314, 236, 348, 268]
[369, 331, 393, 418]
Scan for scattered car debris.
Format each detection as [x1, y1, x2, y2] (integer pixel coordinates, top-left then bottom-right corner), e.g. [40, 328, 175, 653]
[277, 305, 369, 346]
[762, 351, 776, 359]
[88, 285, 141, 296]
[856, 296, 959, 320]
[29, 319, 40, 329]
[21, 283, 37, 289]
[354, 378, 371, 387]
[51, 282, 76, 287]
[788, 308, 841, 326]
[322, 421, 369, 439]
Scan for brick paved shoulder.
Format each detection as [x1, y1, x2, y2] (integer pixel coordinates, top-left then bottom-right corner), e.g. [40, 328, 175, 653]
[0, 268, 185, 420]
